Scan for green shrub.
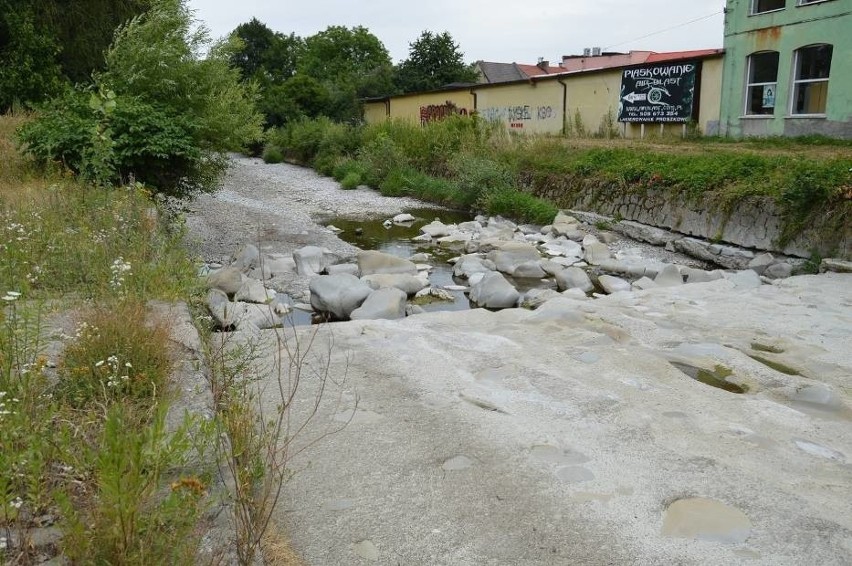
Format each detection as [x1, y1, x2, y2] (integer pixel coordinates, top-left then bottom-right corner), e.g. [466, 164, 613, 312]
[16, 0, 262, 195]
[340, 171, 362, 189]
[262, 144, 283, 164]
[358, 132, 407, 186]
[479, 188, 557, 224]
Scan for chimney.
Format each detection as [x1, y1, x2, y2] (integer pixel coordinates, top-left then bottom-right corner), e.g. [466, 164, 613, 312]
[537, 57, 550, 71]
[592, 47, 602, 57]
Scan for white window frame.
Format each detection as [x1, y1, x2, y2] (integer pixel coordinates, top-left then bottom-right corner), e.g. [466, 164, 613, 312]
[790, 44, 832, 116]
[751, 0, 786, 15]
[744, 51, 779, 116]
[797, 0, 833, 6]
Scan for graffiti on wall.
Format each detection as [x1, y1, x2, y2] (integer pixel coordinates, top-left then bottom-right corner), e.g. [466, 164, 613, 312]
[479, 105, 555, 128]
[420, 101, 470, 125]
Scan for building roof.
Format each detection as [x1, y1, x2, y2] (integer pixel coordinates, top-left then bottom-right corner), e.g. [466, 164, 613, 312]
[558, 49, 723, 73]
[476, 62, 528, 83]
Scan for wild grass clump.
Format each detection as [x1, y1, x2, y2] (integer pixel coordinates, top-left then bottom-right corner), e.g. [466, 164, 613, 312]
[262, 145, 284, 164]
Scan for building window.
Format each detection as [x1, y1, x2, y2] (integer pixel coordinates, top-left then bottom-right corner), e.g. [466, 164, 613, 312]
[751, 0, 785, 14]
[745, 52, 779, 115]
[798, 0, 832, 5]
[792, 44, 832, 115]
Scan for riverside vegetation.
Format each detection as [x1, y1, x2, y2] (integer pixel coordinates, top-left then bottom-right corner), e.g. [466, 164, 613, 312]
[263, 117, 852, 248]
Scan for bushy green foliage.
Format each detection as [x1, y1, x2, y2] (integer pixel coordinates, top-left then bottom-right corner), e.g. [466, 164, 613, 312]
[262, 144, 283, 164]
[17, 0, 262, 195]
[394, 30, 479, 93]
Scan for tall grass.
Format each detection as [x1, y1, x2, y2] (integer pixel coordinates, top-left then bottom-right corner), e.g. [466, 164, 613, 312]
[1, 113, 207, 564]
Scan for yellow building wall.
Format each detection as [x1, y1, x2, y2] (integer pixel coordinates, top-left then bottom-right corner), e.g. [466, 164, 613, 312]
[388, 91, 475, 124]
[363, 101, 388, 124]
[474, 81, 564, 135]
[697, 57, 722, 135]
[560, 70, 623, 136]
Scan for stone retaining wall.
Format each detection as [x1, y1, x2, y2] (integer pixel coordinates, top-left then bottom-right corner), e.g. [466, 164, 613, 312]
[531, 184, 850, 260]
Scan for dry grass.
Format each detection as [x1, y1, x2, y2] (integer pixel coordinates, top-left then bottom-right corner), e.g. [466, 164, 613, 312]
[0, 113, 63, 206]
[261, 520, 305, 566]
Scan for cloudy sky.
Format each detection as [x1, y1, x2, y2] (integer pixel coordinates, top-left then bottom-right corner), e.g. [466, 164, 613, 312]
[186, 0, 726, 65]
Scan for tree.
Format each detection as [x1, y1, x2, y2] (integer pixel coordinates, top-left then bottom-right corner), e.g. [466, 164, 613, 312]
[0, 3, 64, 110]
[0, 0, 155, 111]
[299, 25, 394, 122]
[18, 0, 263, 195]
[394, 31, 478, 93]
[229, 18, 302, 85]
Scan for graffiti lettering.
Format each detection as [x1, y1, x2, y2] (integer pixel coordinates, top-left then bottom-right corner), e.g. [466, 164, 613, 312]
[419, 101, 469, 125]
[480, 105, 556, 123]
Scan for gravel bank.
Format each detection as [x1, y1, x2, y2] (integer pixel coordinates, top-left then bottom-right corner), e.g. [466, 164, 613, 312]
[183, 155, 431, 265]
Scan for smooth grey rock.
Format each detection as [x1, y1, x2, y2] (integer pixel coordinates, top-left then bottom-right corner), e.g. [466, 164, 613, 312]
[207, 288, 244, 328]
[408, 253, 431, 263]
[362, 273, 429, 296]
[765, 262, 793, 279]
[350, 288, 407, 320]
[393, 213, 415, 223]
[541, 239, 583, 259]
[309, 274, 373, 319]
[326, 263, 360, 277]
[748, 253, 775, 275]
[294, 246, 335, 276]
[597, 275, 631, 294]
[468, 272, 486, 286]
[724, 269, 763, 289]
[528, 297, 585, 322]
[405, 304, 425, 316]
[583, 241, 611, 265]
[469, 272, 520, 309]
[555, 267, 594, 293]
[453, 255, 495, 279]
[519, 288, 561, 309]
[487, 242, 541, 274]
[792, 384, 842, 409]
[420, 221, 452, 238]
[234, 278, 268, 303]
[512, 261, 547, 279]
[231, 244, 260, 272]
[683, 268, 722, 284]
[357, 250, 418, 276]
[415, 287, 456, 302]
[457, 221, 483, 232]
[437, 233, 472, 247]
[411, 233, 432, 242]
[540, 259, 567, 277]
[269, 293, 293, 315]
[207, 266, 244, 295]
[615, 221, 677, 246]
[632, 276, 658, 291]
[820, 258, 852, 273]
[655, 264, 684, 287]
[560, 288, 588, 300]
[582, 234, 600, 247]
[517, 224, 541, 235]
[551, 211, 580, 237]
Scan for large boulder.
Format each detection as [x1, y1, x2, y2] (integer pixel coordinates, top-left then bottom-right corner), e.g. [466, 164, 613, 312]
[555, 267, 594, 293]
[293, 246, 336, 276]
[361, 273, 429, 296]
[309, 274, 373, 319]
[453, 255, 495, 279]
[654, 264, 684, 287]
[350, 288, 407, 320]
[487, 242, 542, 275]
[357, 250, 418, 276]
[597, 275, 631, 294]
[469, 272, 520, 309]
[512, 261, 547, 279]
[420, 221, 452, 238]
[583, 241, 612, 265]
[207, 288, 245, 329]
[551, 211, 580, 237]
[748, 253, 775, 276]
[541, 238, 583, 259]
[234, 278, 269, 303]
[231, 244, 260, 272]
[207, 266, 244, 295]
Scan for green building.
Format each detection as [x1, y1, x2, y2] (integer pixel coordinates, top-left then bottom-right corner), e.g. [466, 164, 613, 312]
[719, 0, 851, 138]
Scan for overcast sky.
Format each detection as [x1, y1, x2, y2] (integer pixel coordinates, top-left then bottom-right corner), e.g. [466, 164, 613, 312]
[186, 0, 726, 64]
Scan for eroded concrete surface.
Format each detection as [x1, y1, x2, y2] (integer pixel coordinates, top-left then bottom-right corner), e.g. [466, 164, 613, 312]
[233, 273, 852, 565]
